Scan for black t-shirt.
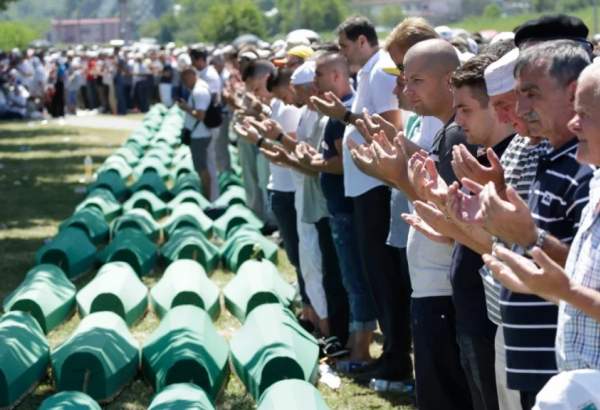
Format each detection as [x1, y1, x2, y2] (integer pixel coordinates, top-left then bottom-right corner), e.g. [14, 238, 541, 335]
[449, 134, 514, 338]
[320, 116, 353, 215]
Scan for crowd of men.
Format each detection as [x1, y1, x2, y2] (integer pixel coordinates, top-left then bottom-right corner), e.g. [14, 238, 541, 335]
[6, 11, 600, 410]
[178, 13, 600, 410]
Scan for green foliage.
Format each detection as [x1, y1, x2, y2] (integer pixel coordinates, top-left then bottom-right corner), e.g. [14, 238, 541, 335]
[0, 0, 16, 11]
[482, 3, 502, 18]
[276, 0, 348, 34]
[188, 0, 267, 43]
[0, 20, 39, 49]
[377, 5, 406, 29]
[450, 5, 596, 33]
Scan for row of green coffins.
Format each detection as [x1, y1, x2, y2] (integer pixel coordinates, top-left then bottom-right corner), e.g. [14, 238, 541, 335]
[3, 258, 294, 336]
[1, 297, 324, 407]
[37, 379, 328, 410]
[35, 196, 274, 278]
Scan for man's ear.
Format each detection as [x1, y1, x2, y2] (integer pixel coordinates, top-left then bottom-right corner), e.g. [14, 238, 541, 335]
[567, 80, 577, 103]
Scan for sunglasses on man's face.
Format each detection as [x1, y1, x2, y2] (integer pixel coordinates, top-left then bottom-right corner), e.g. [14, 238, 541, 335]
[396, 63, 404, 72]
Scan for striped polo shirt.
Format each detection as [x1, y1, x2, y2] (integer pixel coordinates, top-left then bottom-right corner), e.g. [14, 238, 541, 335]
[481, 136, 550, 325]
[501, 137, 593, 393]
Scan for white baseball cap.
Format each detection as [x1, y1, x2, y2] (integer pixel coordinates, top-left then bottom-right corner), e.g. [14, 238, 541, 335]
[291, 61, 315, 86]
[484, 48, 519, 97]
[533, 369, 600, 410]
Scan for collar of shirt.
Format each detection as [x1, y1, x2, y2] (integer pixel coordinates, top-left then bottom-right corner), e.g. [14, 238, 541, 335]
[341, 92, 354, 103]
[357, 49, 382, 80]
[543, 137, 578, 163]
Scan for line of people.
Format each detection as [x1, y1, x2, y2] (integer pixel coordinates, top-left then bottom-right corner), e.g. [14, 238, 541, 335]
[176, 14, 600, 410]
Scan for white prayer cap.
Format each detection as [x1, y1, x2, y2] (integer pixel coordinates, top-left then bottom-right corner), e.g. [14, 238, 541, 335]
[484, 48, 519, 97]
[291, 61, 315, 86]
[490, 31, 515, 45]
[435, 25, 454, 41]
[533, 370, 600, 410]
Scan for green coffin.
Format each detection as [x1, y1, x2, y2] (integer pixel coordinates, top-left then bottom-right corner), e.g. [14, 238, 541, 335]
[168, 191, 211, 212]
[0, 311, 50, 408]
[162, 202, 213, 239]
[51, 311, 139, 403]
[211, 186, 247, 210]
[142, 305, 228, 398]
[229, 304, 319, 400]
[131, 170, 171, 201]
[123, 140, 145, 157]
[39, 391, 101, 409]
[134, 157, 171, 181]
[217, 170, 243, 193]
[145, 149, 173, 168]
[97, 228, 158, 277]
[97, 155, 133, 180]
[148, 383, 215, 410]
[172, 156, 195, 180]
[111, 208, 161, 242]
[113, 147, 140, 166]
[213, 204, 263, 239]
[75, 188, 122, 222]
[77, 262, 148, 326]
[59, 207, 110, 245]
[123, 191, 168, 220]
[35, 226, 97, 279]
[150, 259, 220, 320]
[220, 226, 278, 272]
[171, 172, 203, 196]
[160, 228, 220, 272]
[3, 264, 76, 333]
[223, 259, 295, 323]
[87, 170, 129, 201]
[257, 379, 329, 409]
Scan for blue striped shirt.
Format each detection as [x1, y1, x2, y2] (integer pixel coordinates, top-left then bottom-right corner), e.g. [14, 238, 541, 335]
[502, 138, 593, 392]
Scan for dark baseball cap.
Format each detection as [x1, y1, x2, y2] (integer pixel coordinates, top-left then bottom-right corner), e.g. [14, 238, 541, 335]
[513, 14, 589, 47]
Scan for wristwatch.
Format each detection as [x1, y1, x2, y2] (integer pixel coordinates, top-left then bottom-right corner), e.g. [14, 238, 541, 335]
[526, 228, 548, 253]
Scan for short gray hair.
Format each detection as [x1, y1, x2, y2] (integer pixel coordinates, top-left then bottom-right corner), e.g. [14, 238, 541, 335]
[514, 39, 591, 87]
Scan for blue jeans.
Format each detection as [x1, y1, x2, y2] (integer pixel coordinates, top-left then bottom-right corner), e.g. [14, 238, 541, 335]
[268, 190, 309, 305]
[329, 212, 377, 332]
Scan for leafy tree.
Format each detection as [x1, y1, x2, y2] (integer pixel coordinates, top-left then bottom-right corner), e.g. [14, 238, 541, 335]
[377, 4, 406, 28]
[276, 0, 348, 33]
[0, 0, 17, 11]
[482, 3, 502, 18]
[199, 0, 267, 43]
[0, 21, 39, 49]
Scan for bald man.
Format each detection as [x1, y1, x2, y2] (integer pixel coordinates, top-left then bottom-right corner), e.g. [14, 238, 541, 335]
[483, 63, 600, 377]
[396, 38, 481, 410]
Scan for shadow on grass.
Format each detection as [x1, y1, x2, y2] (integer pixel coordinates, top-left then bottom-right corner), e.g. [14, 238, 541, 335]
[0, 126, 80, 140]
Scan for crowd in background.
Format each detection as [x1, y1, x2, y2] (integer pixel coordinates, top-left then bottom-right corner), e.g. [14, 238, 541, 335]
[5, 12, 600, 410]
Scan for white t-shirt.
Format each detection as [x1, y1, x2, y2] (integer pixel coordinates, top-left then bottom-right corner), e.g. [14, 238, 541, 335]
[405, 115, 455, 298]
[342, 50, 399, 197]
[197, 65, 222, 95]
[267, 99, 300, 192]
[184, 79, 212, 139]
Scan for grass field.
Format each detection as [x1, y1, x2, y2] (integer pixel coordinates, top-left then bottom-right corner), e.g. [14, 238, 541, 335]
[0, 120, 414, 409]
[449, 6, 598, 34]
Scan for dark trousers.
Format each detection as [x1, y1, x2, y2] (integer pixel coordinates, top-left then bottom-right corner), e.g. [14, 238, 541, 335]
[457, 331, 499, 410]
[412, 297, 473, 410]
[268, 190, 309, 304]
[315, 218, 350, 345]
[520, 391, 537, 410]
[353, 185, 412, 379]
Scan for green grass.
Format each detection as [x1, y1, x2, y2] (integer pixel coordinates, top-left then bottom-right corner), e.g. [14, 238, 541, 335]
[449, 6, 598, 34]
[0, 120, 414, 409]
